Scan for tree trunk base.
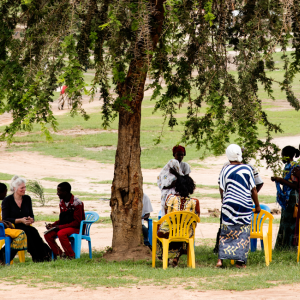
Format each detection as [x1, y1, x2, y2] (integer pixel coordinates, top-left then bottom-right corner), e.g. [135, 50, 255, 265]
[103, 245, 152, 262]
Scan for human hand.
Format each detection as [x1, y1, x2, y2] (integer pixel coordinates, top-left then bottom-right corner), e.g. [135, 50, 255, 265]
[254, 204, 261, 214]
[21, 217, 32, 226]
[46, 223, 53, 229]
[271, 176, 281, 182]
[27, 216, 34, 224]
[170, 167, 179, 177]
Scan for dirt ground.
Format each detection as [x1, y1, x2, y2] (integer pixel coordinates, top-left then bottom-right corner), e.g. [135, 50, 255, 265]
[2, 281, 300, 300]
[1, 97, 300, 299]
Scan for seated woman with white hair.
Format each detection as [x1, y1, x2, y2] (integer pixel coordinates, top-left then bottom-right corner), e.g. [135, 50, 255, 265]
[1, 176, 51, 262]
[216, 144, 261, 269]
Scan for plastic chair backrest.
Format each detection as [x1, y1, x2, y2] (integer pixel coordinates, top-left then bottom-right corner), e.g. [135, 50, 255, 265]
[158, 211, 200, 240]
[0, 223, 5, 238]
[251, 209, 274, 236]
[83, 211, 99, 236]
[252, 204, 270, 229]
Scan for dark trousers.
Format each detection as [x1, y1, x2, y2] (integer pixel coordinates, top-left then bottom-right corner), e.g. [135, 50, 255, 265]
[142, 225, 151, 247]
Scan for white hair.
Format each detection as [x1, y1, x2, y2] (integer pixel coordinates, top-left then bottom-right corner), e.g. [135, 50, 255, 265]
[10, 175, 26, 192]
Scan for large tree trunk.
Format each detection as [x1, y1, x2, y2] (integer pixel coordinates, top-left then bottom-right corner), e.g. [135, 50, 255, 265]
[108, 0, 165, 259]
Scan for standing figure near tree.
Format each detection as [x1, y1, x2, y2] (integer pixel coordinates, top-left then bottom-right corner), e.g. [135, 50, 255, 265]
[216, 144, 261, 269]
[157, 145, 191, 217]
[1, 176, 51, 262]
[292, 166, 300, 245]
[272, 146, 300, 250]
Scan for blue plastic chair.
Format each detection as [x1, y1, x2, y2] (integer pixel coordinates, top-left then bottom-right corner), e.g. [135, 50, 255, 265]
[51, 211, 99, 259]
[146, 219, 153, 247]
[0, 223, 11, 265]
[158, 210, 162, 220]
[70, 211, 99, 259]
[251, 204, 271, 252]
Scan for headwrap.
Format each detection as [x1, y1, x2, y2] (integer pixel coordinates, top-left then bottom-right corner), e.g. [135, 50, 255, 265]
[173, 145, 186, 156]
[226, 144, 243, 162]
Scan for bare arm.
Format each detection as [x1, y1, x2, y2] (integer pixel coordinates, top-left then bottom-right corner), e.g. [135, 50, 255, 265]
[251, 187, 261, 213]
[271, 177, 298, 190]
[219, 187, 223, 202]
[256, 183, 263, 193]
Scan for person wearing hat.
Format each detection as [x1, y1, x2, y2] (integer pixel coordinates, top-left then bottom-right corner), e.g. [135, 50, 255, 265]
[157, 145, 191, 217]
[216, 144, 261, 268]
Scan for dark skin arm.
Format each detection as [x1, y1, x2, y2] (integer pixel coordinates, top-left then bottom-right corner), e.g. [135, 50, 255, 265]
[142, 213, 150, 220]
[219, 187, 223, 202]
[252, 187, 261, 213]
[256, 183, 263, 193]
[271, 176, 298, 190]
[162, 167, 179, 189]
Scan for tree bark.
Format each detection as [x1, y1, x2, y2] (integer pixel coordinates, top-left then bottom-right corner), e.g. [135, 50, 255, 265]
[109, 0, 165, 257]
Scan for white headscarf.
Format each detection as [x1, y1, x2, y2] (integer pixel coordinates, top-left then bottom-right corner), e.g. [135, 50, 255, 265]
[226, 144, 243, 162]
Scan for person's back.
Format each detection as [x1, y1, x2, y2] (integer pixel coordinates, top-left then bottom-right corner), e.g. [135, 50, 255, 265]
[220, 164, 255, 225]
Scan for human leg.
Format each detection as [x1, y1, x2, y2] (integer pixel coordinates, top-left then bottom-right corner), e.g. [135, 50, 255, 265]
[142, 225, 151, 247]
[44, 230, 63, 257]
[15, 224, 51, 262]
[57, 228, 80, 257]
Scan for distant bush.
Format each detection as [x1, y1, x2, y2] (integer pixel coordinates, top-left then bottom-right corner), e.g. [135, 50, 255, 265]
[27, 180, 47, 206]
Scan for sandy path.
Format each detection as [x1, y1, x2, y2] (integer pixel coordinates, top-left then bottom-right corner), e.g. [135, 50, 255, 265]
[1, 281, 300, 300]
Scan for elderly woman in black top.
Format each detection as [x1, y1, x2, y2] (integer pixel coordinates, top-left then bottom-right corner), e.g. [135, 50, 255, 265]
[1, 176, 51, 262]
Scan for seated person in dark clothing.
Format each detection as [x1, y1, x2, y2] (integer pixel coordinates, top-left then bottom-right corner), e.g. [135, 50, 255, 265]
[1, 176, 51, 262]
[44, 182, 85, 260]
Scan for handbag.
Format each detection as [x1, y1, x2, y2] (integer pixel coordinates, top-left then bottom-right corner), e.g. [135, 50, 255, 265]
[294, 203, 298, 218]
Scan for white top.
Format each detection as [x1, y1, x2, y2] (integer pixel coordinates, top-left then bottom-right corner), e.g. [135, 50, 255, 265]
[180, 161, 191, 175]
[142, 193, 153, 224]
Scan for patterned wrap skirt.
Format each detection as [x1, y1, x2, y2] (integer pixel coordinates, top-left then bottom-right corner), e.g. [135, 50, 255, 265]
[218, 224, 250, 263]
[5, 229, 28, 251]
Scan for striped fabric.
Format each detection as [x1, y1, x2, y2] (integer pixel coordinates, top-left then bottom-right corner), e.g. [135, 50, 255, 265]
[219, 164, 256, 225]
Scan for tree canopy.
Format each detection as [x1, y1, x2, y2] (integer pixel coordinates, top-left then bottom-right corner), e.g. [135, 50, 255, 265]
[1, 0, 300, 173]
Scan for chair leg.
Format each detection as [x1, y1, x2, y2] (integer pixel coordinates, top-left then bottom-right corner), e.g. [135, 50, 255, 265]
[4, 237, 11, 265]
[18, 251, 25, 263]
[187, 244, 191, 267]
[262, 234, 269, 266]
[152, 238, 157, 268]
[268, 233, 272, 262]
[162, 239, 169, 270]
[188, 239, 196, 268]
[298, 234, 300, 263]
[73, 236, 82, 259]
[88, 240, 92, 259]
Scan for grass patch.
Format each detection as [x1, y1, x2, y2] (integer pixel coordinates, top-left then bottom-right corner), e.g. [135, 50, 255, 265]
[91, 180, 112, 184]
[196, 184, 219, 190]
[42, 177, 75, 182]
[0, 172, 14, 181]
[2, 247, 300, 291]
[34, 215, 58, 222]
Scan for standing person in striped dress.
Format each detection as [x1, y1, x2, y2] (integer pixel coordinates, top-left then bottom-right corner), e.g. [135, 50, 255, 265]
[216, 144, 261, 269]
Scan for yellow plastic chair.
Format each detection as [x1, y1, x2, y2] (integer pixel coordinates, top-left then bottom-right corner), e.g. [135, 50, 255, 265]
[297, 222, 300, 263]
[152, 211, 200, 269]
[230, 209, 273, 266]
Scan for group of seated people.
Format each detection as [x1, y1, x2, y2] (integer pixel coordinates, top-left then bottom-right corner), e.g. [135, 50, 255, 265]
[0, 176, 85, 264]
[2, 143, 300, 268]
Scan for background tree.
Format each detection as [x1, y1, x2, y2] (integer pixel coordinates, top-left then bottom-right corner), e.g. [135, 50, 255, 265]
[0, 0, 300, 258]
